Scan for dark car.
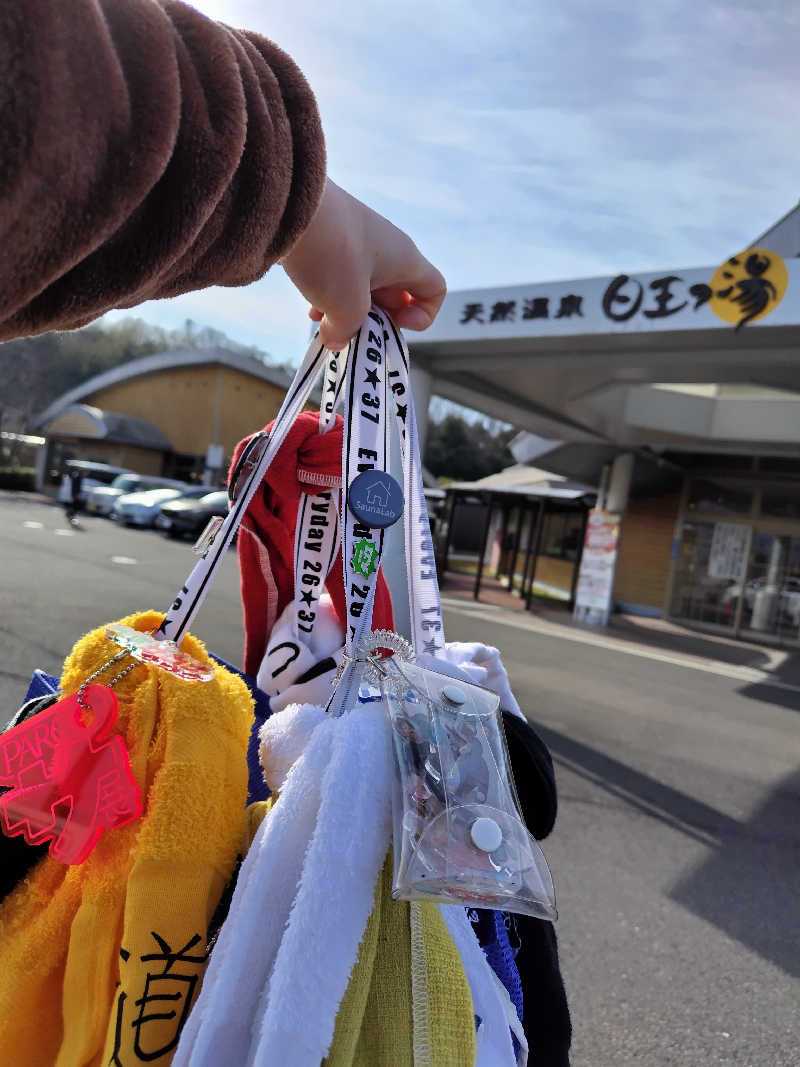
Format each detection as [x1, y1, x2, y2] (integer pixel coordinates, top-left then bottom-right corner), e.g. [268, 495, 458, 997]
[156, 490, 230, 539]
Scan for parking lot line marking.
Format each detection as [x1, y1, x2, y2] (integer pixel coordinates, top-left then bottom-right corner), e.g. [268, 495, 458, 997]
[443, 602, 800, 694]
[111, 556, 138, 565]
[440, 596, 500, 611]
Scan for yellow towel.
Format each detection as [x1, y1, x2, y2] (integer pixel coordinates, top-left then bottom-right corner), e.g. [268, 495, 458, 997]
[326, 854, 477, 1067]
[242, 797, 477, 1065]
[0, 611, 253, 1067]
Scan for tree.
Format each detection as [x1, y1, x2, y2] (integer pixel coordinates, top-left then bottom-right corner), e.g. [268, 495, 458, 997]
[0, 317, 276, 427]
[424, 414, 515, 482]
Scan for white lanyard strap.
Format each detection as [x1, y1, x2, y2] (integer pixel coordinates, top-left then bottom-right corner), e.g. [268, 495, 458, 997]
[327, 311, 390, 714]
[285, 347, 346, 642]
[328, 308, 446, 715]
[158, 335, 331, 644]
[383, 315, 446, 657]
[319, 348, 347, 433]
[291, 488, 340, 638]
[341, 313, 390, 651]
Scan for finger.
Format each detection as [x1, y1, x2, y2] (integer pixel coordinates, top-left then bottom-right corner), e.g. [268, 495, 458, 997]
[372, 280, 446, 330]
[390, 304, 436, 331]
[319, 291, 371, 350]
[299, 281, 370, 349]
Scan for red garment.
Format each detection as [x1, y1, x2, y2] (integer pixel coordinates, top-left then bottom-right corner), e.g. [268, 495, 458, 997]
[229, 412, 394, 677]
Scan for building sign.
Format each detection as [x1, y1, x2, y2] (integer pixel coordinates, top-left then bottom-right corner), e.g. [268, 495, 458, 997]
[574, 510, 621, 613]
[708, 522, 749, 580]
[424, 251, 796, 343]
[709, 248, 788, 330]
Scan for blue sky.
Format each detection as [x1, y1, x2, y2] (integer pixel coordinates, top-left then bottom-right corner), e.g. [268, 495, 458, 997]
[105, 0, 800, 368]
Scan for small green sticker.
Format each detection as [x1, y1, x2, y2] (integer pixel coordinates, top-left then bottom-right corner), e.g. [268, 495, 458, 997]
[352, 538, 379, 577]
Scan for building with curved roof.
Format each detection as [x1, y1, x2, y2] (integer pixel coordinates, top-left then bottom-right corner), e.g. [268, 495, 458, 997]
[36, 348, 294, 490]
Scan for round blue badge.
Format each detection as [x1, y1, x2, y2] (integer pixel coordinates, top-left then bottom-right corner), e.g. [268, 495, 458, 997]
[347, 470, 404, 529]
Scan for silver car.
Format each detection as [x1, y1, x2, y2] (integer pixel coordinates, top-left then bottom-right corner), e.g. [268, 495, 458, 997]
[112, 487, 185, 527]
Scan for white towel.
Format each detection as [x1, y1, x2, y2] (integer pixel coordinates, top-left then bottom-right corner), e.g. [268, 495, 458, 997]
[438, 904, 519, 1067]
[256, 593, 345, 713]
[417, 640, 523, 719]
[173, 706, 333, 1067]
[173, 700, 393, 1067]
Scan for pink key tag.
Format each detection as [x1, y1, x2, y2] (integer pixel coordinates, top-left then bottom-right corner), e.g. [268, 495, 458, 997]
[105, 624, 215, 682]
[0, 685, 142, 864]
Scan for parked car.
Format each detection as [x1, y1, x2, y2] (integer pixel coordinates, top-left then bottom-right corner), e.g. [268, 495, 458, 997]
[57, 460, 133, 507]
[87, 474, 198, 516]
[112, 487, 186, 527]
[156, 490, 230, 539]
[721, 575, 800, 624]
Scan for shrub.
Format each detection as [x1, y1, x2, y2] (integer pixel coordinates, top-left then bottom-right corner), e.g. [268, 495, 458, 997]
[0, 467, 37, 492]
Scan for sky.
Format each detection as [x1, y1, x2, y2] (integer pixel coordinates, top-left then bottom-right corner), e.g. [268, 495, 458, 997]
[104, 0, 800, 368]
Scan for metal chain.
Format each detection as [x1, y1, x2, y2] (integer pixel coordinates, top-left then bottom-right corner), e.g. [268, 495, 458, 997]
[77, 647, 139, 709]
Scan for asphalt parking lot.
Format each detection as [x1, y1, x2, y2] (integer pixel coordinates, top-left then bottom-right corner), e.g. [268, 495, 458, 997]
[1, 492, 798, 1067]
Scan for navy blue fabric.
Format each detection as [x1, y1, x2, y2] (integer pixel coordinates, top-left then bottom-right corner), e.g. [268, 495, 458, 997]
[24, 669, 59, 702]
[469, 907, 524, 1038]
[210, 654, 272, 803]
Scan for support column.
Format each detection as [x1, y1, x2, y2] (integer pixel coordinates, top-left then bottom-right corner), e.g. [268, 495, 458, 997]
[606, 452, 634, 514]
[441, 491, 457, 575]
[35, 440, 50, 492]
[473, 494, 493, 600]
[409, 366, 433, 456]
[524, 502, 546, 610]
[573, 452, 633, 627]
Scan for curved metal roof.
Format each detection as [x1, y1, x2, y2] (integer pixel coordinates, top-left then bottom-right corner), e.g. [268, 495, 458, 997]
[34, 348, 294, 428]
[42, 403, 173, 450]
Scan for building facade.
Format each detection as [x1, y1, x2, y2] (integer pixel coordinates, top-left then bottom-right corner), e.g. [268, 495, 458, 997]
[410, 205, 800, 646]
[35, 349, 294, 489]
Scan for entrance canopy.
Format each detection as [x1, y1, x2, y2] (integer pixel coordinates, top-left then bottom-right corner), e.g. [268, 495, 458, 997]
[43, 404, 173, 450]
[410, 255, 800, 482]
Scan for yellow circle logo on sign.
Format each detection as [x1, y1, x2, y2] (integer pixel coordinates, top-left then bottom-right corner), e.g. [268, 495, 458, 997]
[709, 248, 787, 331]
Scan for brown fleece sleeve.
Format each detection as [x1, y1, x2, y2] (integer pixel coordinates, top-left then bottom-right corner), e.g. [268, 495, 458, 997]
[0, 0, 326, 341]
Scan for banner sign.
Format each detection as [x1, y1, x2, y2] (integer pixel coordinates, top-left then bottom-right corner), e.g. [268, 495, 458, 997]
[574, 510, 622, 613]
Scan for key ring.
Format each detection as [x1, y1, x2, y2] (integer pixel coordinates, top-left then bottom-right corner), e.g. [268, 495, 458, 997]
[331, 629, 415, 697]
[77, 648, 140, 709]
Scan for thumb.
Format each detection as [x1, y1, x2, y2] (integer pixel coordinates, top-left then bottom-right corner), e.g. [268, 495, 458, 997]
[317, 288, 372, 351]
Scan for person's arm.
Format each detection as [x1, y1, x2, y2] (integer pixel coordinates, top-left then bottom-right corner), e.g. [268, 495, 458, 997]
[0, 0, 444, 347]
[0, 0, 326, 341]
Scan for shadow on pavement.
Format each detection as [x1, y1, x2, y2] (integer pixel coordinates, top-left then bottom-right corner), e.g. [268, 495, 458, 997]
[535, 724, 800, 979]
[536, 724, 739, 847]
[670, 766, 800, 980]
[737, 680, 800, 712]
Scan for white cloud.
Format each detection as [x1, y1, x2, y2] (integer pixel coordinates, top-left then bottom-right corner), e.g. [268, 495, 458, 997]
[117, 0, 799, 368]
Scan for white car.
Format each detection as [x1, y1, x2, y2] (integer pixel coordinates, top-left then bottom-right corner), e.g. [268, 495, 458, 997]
[87, 473, 150, 515]
[87, 473, 194, 516]
[112, 487, 184, 527]
[57, 461, 133, 506]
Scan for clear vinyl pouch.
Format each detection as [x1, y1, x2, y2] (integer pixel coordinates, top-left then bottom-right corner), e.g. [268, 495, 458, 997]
[380, 655, 558, 921]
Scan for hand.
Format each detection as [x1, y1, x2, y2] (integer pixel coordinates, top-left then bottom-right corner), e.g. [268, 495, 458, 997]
[281, 178, 446, 350]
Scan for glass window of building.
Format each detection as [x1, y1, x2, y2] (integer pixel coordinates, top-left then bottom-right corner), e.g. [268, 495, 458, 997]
[540, 511, 584, 561]
[669, 521, 742, 628]
[760, 487, 800, 520]
[686, 479, 753, 515]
